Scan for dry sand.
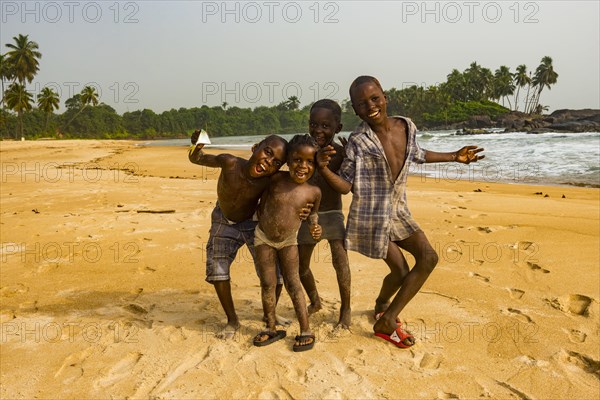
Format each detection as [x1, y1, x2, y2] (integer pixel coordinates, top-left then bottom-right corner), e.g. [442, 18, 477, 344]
[1, 140, 598, 399]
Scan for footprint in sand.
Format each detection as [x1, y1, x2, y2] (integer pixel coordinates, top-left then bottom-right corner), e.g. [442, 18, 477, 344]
[137, 265, 156, 274]
[55, 348, 94, 384]
[150, 351, 209, 395]
[0, 283, 28, 297]
[95, 352, 143, 388]
[420, 353, 444, 369]
[545, 295, 594, 317]
[286, 366, 308, 384]
[347, 348, 364, 358]
[568, 329, 587, 343]
[321, 387, 343, 400]
[123, 303, 150, 315]
[558, 350, 600, 378]
[567, 294, 593, 316]
[436, 391, 460, 399]
[526, 261, 550, 274]
[469, 272, 490, 282]
[505, 308, 533, 323]
[508, 288, 525, 300]
[470, 213, 488, 219]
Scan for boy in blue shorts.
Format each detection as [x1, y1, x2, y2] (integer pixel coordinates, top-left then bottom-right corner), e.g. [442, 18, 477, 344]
[189, 132, 309, 339]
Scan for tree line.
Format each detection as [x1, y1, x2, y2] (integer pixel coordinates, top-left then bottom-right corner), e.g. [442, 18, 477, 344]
[1, 34, 558, 140]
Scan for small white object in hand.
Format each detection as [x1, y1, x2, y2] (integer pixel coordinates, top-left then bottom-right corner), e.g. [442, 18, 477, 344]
[195, 129, 211, 145]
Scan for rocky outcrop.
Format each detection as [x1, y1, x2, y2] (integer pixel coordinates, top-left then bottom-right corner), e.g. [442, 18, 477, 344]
[500, 109, 600, 133]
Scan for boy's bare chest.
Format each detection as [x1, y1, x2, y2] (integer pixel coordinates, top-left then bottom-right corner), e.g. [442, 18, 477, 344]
[375, 129, 407, 179]
[218, 169, 267, 199]
[271, 181, 313, 207]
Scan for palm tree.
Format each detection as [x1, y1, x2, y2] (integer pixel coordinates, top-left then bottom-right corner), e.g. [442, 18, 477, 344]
[286, 96, 300, 110]
[64, 86, 99, 128]
[529, 56, 558, 114]
[513, 65, 530, 112]
[493, 66, 514, 109]
[0, 53, 15, 108]
[4, 82, 33, 139]
[524, 71, 534, 113]
[5, 34, 41, 85]
[443, 69, 467, 102]
[37, 87, 60, 131]
[464, 62, 494, 101]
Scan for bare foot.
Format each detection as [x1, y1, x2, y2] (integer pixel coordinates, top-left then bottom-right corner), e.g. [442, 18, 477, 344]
[307, 302, 322, 315]
[263, 314, 292, 327]
[215, 322, 240, 340]
[336, 308, 351, 329]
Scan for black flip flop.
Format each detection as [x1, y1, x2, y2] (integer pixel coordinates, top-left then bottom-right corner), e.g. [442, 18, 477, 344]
[293, 334, 315, 352]
[253, 330, 286, 347]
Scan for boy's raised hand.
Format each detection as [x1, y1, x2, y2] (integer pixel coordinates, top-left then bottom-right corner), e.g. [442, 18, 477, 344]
[317, 145, 337, 169]
[455, 146, 485, 164]
[191, 129, 201, 145]
[188, 142, 205, 159]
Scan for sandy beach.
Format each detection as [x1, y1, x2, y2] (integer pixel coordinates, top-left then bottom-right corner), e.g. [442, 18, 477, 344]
[1, 140, 598, 399]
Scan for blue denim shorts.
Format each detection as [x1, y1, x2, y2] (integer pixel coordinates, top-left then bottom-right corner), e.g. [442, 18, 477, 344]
[205, 205, 282, 284]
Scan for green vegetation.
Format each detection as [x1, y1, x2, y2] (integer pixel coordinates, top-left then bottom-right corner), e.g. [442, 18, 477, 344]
[1, 34, 559, 139]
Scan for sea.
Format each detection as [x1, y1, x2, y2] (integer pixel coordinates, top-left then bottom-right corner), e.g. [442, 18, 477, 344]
[142, 130, 600, 188]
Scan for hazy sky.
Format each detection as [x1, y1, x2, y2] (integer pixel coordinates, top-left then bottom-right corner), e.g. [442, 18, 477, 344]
[2, 0, 599, 114]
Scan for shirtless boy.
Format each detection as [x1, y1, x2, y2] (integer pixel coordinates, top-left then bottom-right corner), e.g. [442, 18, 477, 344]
[188, 133, 288, 339]
[253, 134, 322, 352]
[297, 99, 352, 329]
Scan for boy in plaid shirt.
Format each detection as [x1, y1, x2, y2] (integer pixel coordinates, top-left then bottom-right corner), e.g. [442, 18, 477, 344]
[318, 76, 485, 348]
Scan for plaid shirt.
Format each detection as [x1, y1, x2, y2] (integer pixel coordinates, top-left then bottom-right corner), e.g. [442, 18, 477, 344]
[339, 116, 426, 259]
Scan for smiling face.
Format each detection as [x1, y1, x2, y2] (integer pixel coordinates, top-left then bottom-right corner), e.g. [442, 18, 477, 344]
[287, 144, 317, 184]
[309, 107, 342, 148]
[248, 137, 286, 178]
[350, 81, 388, 125]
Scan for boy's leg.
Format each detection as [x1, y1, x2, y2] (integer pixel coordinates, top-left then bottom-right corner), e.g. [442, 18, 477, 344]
[279, 246, 312, 346]
[205, 208, 247, 339]
[213, 281, 239, 338]
[298, 243, 322, 314]
[255, 244, 279, 334]
[374, 241, 410, 315]
[245, 224, 288, 325]
[329, 239, 351, 328]
[373, 231, 438, 344]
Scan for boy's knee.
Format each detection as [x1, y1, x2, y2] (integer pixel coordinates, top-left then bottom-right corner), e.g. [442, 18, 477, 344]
[423, 249, 439, 272]
[260, 280, 277, 292]
[282, 276, 302, 292]
[298, 267, 311, 278]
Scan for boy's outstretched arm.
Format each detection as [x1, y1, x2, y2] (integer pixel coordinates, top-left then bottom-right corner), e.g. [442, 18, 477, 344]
[316, 146, 352, 194]
[188, 129, 237, 168]
[188, 143, 227, 167]
[425, 146, 485, 164]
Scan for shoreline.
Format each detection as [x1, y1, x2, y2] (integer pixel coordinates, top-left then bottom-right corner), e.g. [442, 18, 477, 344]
[6, 139, 598, 189]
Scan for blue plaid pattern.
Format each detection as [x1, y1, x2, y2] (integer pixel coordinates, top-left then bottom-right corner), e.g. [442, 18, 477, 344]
[339, 116, 426, 259]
